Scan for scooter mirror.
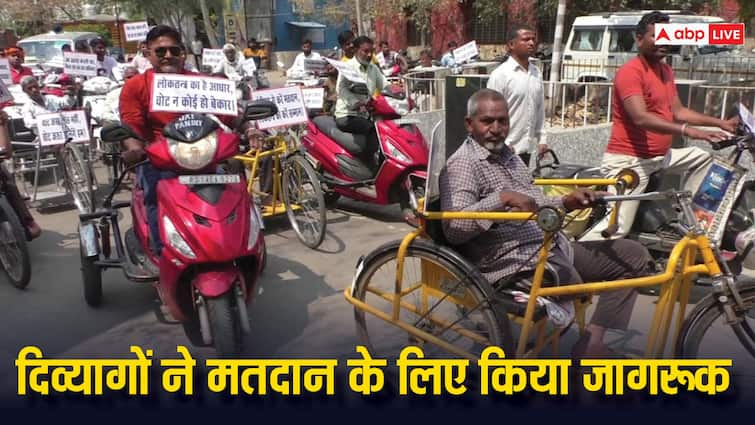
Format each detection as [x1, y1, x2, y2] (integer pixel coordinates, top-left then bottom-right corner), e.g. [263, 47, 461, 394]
[242, 100, 279, 121]
[101, 123, 139, 143]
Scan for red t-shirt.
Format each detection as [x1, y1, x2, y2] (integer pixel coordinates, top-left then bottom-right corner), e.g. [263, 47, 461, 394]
[606, 56, 678, 158]
[11, 66, 33, 84]
[119, 69, 235, 143]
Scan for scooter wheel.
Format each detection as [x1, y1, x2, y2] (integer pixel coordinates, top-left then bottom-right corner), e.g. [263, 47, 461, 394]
[206, 293, 242, 357]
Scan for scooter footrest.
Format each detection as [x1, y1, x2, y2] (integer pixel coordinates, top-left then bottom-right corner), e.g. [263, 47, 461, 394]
[123, 261, 158, 283]
[124, 229, 159, 282]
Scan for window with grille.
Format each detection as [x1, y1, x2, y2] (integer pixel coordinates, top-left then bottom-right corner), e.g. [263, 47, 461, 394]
[472, 13, 507, 44]
[407, 19, 431, 46]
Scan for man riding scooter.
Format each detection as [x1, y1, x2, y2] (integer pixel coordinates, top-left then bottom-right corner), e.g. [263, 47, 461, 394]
[120, 25, 256, 255]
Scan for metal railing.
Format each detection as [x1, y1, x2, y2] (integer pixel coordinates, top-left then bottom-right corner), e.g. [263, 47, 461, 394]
[543, 80, 614, 128]
[402, 69, 449, 113]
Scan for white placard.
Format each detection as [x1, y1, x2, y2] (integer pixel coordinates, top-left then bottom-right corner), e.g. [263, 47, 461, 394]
[0, 58, 11, 85]
[36, 110, 91, 146]
[242, 58, 257, 75]
[0, 80, 12, 104]
[325, 58, 366, 84]
[151, 74, 238, 117]
[304, 59, 327, 73]
[123, 21, 150, 42]
[302, 87, 324, 109]
[202, 49, 224, 68]
[64, 52, 98, 77]
[453, 40, 479, 65]
[251, 86, 309, 129]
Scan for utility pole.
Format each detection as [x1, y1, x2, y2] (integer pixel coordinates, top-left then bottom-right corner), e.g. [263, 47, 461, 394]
[548, 0, 567, 99]
[355, 0, 364, 35]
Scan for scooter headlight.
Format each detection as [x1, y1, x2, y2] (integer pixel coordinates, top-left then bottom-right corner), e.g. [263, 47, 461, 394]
[163, 216, 196, 259]
[383, 137, 411, 164]
[247, 205, 262, 250]
[167, 133, 218, 171]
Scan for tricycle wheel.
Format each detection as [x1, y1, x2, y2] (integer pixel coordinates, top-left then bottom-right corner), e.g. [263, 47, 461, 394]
[80, 242, 102, 307]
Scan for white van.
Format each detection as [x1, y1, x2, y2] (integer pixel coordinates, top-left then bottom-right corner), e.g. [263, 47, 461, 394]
[560, 11, 731, 83]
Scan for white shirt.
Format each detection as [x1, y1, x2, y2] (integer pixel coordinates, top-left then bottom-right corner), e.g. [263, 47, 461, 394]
[22, 95, 76, 133]
[287, 51, 322, 77]
[376, 51, 398, 70]
[96, 56, 119, 80]
[334, 58, 388, 119]
[131, 54, 152, 73]
[486, 57, 545, 154]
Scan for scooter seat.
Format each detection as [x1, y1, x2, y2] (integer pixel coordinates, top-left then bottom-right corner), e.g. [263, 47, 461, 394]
[312, 115, 366, 156]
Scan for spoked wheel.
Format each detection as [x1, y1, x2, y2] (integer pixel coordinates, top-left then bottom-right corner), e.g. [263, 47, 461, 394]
[206, 292, 242, 358]
[352, 238, 513, 361]
[0, 197, 31, 289]
[677, 281, 755, 358]
[62, 143, 95, 214]
[281, 154, 326, 249]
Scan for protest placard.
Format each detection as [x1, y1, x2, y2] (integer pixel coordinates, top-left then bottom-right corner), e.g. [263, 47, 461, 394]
[202, 49, 225, 69]
[0, 58, 11, 85]
[304, 59, 327, 73]
[242, 58, 257, 75]
[302, 87, 325, 110]
[123, 21, 150, 42]
[251, 86, 308, 129]
[325, 58, 366, 84]
[0, 80, 12, 104]
[64, 52, 98, 77]
[151, 74, 238, 117]
[453, 41, 479, 65]
[36, 110, 91, 146]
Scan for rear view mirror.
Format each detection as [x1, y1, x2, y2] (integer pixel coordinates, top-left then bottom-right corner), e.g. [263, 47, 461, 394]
[101, 123, 138, 143]
[242, 100, 278, 121]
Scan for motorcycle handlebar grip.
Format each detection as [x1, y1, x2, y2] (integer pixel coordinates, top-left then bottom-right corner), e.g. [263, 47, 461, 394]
[712, 138, 738, 151]
[601, 224, 619, 238]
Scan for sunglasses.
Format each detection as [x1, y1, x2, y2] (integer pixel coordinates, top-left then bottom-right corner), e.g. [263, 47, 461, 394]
[152, 46, 182, 58]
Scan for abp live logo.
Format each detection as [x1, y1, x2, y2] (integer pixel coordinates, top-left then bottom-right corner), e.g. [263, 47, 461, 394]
[654, 23, 745, 45]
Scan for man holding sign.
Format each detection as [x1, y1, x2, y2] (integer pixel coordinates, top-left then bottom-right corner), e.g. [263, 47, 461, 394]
[286, 39, 321, 78]
[334, 36, 391, 168]
[20, 76, 76, 132]
[119, 25, 249, 254]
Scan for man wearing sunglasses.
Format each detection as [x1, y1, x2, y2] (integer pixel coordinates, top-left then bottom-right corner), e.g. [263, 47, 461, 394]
[119, 25, 251, 255]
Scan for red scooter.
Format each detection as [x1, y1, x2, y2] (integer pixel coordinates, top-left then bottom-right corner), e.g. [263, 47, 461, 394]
[301, 85, 428, 222]
[78, 101, 278, 357]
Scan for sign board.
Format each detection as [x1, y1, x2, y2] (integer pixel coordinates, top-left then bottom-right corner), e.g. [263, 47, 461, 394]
[0, 80, 12, 104]
[251, 86, 308, 129]
[325, 58, 366, 84]
[304, 59, 327, 73]
[242, 58, 257, 75]
[302, 87, 324, 110]
[0, 58, 11, 85]
[453, 40, 479, 65]
[202, 49, 225, 69]
[123, 21, 150, 42]
[64, 52, 98, 77]
[151, 74, 238, 117]
[225, 15, 238, 44]
[36, 110, 91, 146]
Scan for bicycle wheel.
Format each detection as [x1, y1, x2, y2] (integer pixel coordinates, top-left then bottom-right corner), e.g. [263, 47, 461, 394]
[62, 143, 94, 214]
[281, 154, 326, 249]
[677, 281, 755, 361]
[352, 238, 514, 360]
[0, 197, 31, 289]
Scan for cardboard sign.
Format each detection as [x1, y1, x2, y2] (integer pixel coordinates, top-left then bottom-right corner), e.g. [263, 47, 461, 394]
[64, 52, 98, 77]
[123, 21, 150, 42]
[302, 87, 325, 109]
[0, 58, 11, 85]
[251, 86, 308, 129]
[151, 74, 238, 117]
[202, 49, 224, 68]
[453, 40, 479, 65]
[0, 80, 12, 104]
[242, 58, 257, 75]
[325, 58, 366, 84]
[304, 59, 327, 73]
[36, 110, 91, 146]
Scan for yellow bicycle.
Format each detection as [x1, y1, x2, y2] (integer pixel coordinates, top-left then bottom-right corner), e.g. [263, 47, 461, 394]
[234, 130, 326, 249]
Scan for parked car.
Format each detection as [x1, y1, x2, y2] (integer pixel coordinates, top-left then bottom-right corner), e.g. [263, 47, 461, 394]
[17, 31, 101, 73]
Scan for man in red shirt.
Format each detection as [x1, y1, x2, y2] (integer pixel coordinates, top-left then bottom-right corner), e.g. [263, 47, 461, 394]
[120, 25, 252, 254]
[6, 47, 33, 84]
[585, 11, 737, 240]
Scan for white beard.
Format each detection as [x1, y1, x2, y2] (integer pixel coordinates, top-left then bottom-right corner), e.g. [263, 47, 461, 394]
[484, 141, 506, 152]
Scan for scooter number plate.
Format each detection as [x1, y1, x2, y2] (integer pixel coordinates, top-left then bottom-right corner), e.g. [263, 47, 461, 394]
[179, 174, 240, 185]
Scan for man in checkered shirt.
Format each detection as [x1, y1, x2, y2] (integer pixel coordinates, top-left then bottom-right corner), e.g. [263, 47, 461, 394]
[439, 89, 654, 358]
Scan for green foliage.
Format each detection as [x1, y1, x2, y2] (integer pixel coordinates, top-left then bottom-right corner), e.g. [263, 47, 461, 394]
[65, 23, 113, 45]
